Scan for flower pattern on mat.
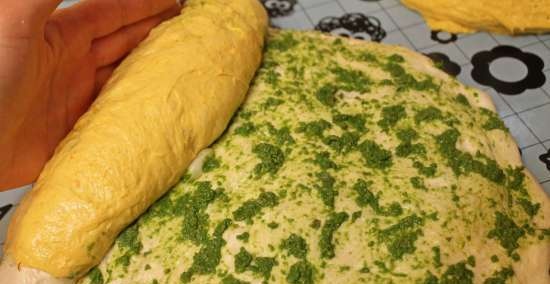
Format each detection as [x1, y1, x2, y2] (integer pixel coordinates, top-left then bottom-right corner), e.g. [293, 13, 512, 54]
[315, 13, 386, 42]
[471, 45, 546, 95]
[425, 52, 461, 77]
[261, 0, 297, 18]
[431, 30, 457, 44]
[0, 204, 13, 222]
[540, 149, 550, 171]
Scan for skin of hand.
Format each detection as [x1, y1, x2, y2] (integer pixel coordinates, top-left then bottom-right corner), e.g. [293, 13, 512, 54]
[0, 0, 181, 191]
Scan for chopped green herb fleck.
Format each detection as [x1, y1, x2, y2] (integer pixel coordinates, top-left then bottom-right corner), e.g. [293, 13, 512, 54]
[250, 257, 277, 280]
[180, 219, 232, 283]
[331, 66, 371, 93]
[281, 234, 309, 259]
[266, 124, 295, 145]
[410, 176, 427, 190]
[424, 272, 439, 284]
[253, 143, 285, 177]
[238, 110, 253, 120]
[396, 128, 418, 142]
[414, 162, 438, 177]
[358, 140, 393, 169]
[315, 171, 338, 208]
[320, 212, 349, 259]
[360, 52, 377, 62]
[436, 129, 505, 184]
[87, 267, 104, 284]
[263, 97, 284, 110]
[483, 267, 514, 284]
[268, 222, 279, 229]
[339, 266, 351, 272]
[432, 246, 442, 268]
[268, 32, 298, 51]
[333, 113, 367, 132]
[441, 261, 473, 284]
[221, 274, 250, 284]
[178, 182, 221, 245]
[481, 108, 508, 132]
[287, 260, 315, 284]
[396, 141, 426, 157]
[265, 69, 279, 86]
[323, 131, 360, 154]
[310, 219, 321, 229]
[313, 151, 338, 170]
[115, 223, 142, 269]
[388, 54, 405, 63]
[202, 155, 221, 173]
[383, 62, 438, 92]
[488, 212, 525, 255]
[354, 179, 376, 208]
[380, 214, 424, 260]
[118, 223, 142, 255]
[237, 232, 250, 243]
[235, 122, 256, 136]
[415, 106, 443, 124]
[378, 105, 407, 131]
[517, 198, 540, 218]
[505, 167, 527, 193]
[353, 179, 402, 216]
[466, 255, 476, 267]
[234, 248, 253, 273]
[315, 84, 338, 107]
[455, 94, 470, 106]
[233, 192, 279, 222]
[297, 119, 332, 138]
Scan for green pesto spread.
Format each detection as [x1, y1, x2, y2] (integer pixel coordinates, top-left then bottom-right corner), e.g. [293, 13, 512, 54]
[83, 30, 547, 284]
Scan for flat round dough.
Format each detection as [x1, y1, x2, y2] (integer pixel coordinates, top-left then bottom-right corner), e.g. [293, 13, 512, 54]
[80, 30, 550, 284]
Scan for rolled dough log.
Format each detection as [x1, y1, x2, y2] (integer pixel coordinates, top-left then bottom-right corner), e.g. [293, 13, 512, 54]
[1, 0, 267, 280]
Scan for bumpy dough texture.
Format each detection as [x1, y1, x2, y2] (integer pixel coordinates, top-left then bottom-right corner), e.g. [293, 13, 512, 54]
[82, 30, 549, 284]
[3, 0, 267, 278]
[402, 0, 550, 34]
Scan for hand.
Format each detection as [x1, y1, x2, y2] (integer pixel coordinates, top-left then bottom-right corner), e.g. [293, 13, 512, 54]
[0, 0, 181, 190]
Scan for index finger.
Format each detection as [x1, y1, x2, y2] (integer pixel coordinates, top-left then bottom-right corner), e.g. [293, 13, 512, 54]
[58, 0, 180, 39]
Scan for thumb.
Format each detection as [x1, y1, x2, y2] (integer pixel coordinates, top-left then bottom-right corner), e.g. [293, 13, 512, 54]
[0, 0, 63, 36]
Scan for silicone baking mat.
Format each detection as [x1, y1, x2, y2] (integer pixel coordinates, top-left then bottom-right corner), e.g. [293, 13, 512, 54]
[1, 0, 550, 253]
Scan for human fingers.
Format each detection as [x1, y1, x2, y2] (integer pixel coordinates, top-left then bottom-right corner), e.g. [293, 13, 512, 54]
[55, 0, 180, 41]
[0, 0, 62, 36]
[91, 6, 180, 68]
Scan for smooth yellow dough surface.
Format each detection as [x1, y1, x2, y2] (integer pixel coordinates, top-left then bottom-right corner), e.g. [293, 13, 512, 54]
[3, 0, 267, 278]
[402, 0, 550, 34]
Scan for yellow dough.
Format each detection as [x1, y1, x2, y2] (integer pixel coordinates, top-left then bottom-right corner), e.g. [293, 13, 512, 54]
[2, 0, 267, 278]
[402, 0, 550, 34]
